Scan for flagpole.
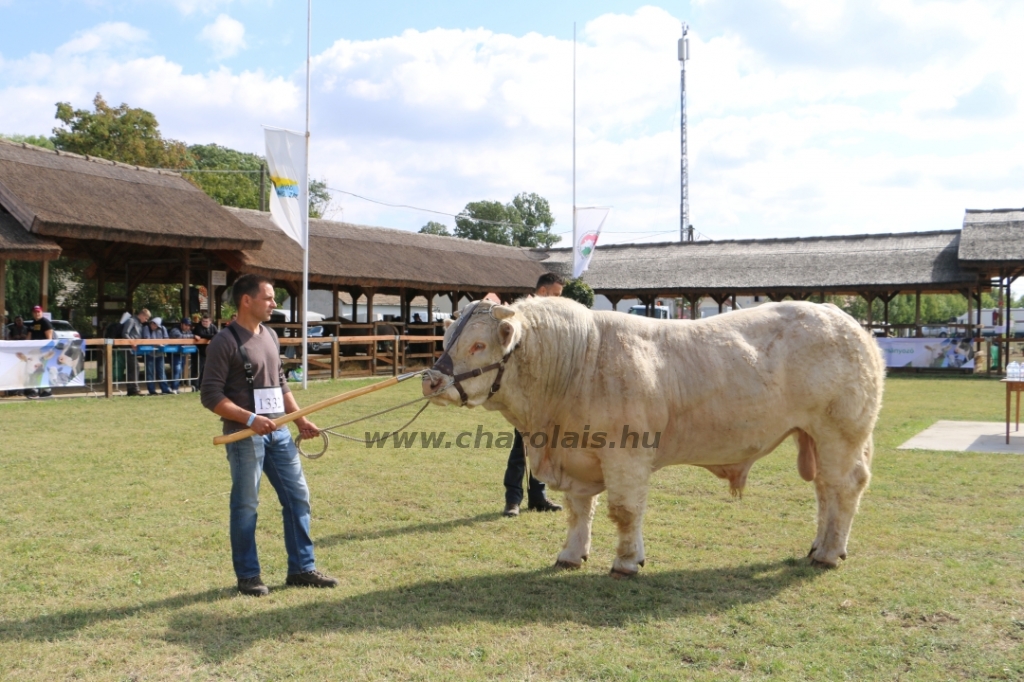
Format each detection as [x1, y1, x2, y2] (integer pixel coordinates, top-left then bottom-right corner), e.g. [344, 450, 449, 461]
[572, 21, 577, 277]
[301, 0, 311, 390]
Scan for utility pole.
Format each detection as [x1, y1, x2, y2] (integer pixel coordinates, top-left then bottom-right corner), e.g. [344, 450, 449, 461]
[678, 22, 692, 242]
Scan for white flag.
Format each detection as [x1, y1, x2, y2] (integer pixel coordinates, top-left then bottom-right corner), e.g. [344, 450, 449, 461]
[264, 126, 308, 246]
[573, 207, 611, 278]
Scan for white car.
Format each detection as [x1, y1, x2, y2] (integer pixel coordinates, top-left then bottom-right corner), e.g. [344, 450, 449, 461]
[50, 320, 81, 340]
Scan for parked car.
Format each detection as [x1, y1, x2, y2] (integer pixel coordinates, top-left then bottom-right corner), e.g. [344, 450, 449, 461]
[627, 304, 671, 319]
[50, 320, 82, 340]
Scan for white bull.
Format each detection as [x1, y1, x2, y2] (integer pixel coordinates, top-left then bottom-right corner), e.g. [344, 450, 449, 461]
[423, 297, 884, 577]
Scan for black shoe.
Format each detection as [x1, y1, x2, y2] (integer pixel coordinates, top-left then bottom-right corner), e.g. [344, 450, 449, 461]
[237, 575, 269, 597]
[502, 503, 520, 517]
[286, 569, 339, 588]
[528, 498, 563, 512]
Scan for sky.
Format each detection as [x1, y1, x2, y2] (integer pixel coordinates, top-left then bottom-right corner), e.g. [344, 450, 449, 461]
[1, 0, 1022, 247]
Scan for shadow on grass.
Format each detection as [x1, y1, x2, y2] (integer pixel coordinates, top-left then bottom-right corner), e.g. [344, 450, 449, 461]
[0, 586, 234, 643]
[315, 512, 503, 547]
[162, 558, 822, 662]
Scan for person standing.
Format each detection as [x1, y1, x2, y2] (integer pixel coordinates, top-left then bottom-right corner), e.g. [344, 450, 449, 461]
[201, 273, 337, 597]
[502, 273, 565, 517]
[26, 306, 54, 398]
[7, 315, 30, 340]
[121, 309, 150, 397]
[168, 318, 191, 393]
[194, 313, 218, 383]
[142, 317, 172, 395]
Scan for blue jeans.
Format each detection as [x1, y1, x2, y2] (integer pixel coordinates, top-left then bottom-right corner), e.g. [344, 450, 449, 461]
[144, 354, 170, 394]
[169, 354, 183, 391]
[225, 427, 316, 580]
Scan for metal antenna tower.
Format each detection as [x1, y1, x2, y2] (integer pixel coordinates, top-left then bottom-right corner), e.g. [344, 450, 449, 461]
[678, 22, 693, 242]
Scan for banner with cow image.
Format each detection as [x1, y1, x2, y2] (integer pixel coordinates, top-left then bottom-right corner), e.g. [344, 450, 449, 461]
[0, 339, 86, 391]
[264, 126, 308, 247]
[573, 207, 611, 278]
[876, 337, 975, 369]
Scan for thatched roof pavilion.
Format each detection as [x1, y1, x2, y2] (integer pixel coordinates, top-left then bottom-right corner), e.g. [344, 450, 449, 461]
[220, 207, 548, 306]
[959, 209, 1024, 272]
[0, 209, 62, 319]
[0, 138, 261, 251]
[540, 230, 981, 300]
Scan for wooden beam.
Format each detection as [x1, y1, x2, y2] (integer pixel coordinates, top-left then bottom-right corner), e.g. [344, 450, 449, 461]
[332, 284, 339, 322]
[915, 290, 922, 337]
[0, 258, 6, 326]
[182, 249, 191, 319]
[40, 259, 49, 311]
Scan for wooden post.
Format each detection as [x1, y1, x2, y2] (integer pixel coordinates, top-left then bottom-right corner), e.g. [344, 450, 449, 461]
[864, 293, 874, 328]
[965, 288, 973, 339]
[393, 334, 400, 377]
[40, 259, 49, 311]
[332, 284, 339, 322]
[350, 288, 359, 323]
[0, 258, 6, 328]
[182, 249, 191, 320]
[426, 292, 434, 323]
[915, 290, 922, 337]
[104, 340, 113, 398]
[366, 289, 375, 325]
[331, 336, 339, 380]
[259, 163, 266, 212]
[206, 263, 214, 318]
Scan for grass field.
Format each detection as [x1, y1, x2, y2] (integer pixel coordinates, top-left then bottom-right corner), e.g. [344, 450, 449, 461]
[1, 376, 1022, 680]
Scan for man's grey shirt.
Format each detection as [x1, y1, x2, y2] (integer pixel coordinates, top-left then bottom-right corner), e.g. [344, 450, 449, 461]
[200, 322, 291, 434]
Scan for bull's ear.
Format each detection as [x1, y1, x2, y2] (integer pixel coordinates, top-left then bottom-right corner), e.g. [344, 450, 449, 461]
[451, 309, 462, 320]
[443, 318, 455, 330]
[492, 305, 515, 320]
[498, 319, 517, 350]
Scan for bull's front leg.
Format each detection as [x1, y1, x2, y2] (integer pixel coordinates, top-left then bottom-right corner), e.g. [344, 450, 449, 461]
[555, 493, 598, 570]
[603, 463, 651, 578]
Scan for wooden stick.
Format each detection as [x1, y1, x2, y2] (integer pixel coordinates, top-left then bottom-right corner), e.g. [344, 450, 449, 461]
[212, 370, 425, 446]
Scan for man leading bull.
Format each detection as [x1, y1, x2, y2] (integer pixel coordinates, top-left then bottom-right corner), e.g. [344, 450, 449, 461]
[201, 273, 338, 596]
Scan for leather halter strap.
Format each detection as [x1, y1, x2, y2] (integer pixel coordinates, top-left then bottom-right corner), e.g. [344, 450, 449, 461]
[431, 302, 514, 405]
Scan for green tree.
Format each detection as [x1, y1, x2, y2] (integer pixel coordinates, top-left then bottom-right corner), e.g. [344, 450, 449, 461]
[419, 221, 451, 236]
[0, 133, 55, 150]
[184, 144, 263, 209]
[52, 93, 191, 169]
[561, 278, 594, 308]
[308, 178, 333, 219]
[509, 192, 558, 247]
[455, 200, 516, 244]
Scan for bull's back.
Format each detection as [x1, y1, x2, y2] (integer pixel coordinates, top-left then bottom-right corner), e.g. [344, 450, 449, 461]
[584, 302, 882, 466]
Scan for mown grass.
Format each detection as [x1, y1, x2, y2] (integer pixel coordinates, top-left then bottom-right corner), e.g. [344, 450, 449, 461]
[1, 375, 1022, 680]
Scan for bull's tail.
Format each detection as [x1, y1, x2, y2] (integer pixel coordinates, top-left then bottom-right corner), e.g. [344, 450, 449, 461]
[796, 429, 818, 482]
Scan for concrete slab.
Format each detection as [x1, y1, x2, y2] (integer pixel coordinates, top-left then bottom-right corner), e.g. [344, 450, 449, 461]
[898, 420, 1024, 454]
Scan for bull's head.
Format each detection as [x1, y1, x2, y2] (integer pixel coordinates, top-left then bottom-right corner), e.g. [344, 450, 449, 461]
[422, 300, 521, 407]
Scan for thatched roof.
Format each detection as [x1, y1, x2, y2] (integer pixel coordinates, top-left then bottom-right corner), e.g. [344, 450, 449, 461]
[0, 138, 262, 251]
[0, 209, 61, 260]
[539, 230, 980, 296]
[220, 207, 549, 293]
[958, 209, 1024, 269]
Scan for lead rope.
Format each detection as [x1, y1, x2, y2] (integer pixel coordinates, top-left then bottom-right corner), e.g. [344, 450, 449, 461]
[295, 376, 455, 459]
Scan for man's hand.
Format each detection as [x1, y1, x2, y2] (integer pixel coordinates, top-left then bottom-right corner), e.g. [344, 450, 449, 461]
[295, 417, 320, 441]
[251, 414, 278, 436]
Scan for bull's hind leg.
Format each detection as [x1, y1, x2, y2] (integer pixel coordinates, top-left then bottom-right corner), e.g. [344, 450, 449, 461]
[555, 493, 598, 570]
[808, 433, 872, 567]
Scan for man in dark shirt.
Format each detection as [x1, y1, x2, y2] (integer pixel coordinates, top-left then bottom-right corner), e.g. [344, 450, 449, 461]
[501, 273, 565, 517]
[27, 306, 54, 398]
[200, 273, 337, 597]
[6, 315, 30, 340]
[194, 314, 217, 382]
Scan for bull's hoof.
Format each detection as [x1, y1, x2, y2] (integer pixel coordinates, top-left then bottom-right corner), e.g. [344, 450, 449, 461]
[809, 558, 840, 569]
[609, 567, 637, 579]
[554, 560, 582, 571]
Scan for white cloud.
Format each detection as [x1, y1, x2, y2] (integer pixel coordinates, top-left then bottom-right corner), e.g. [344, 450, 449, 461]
[168, 0, 236, 15]
[199, 14, 247, 60]
[2, 3, 1023, 246]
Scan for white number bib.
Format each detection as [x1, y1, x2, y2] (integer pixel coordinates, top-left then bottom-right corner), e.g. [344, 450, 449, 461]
[253, 387, 284, 415]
